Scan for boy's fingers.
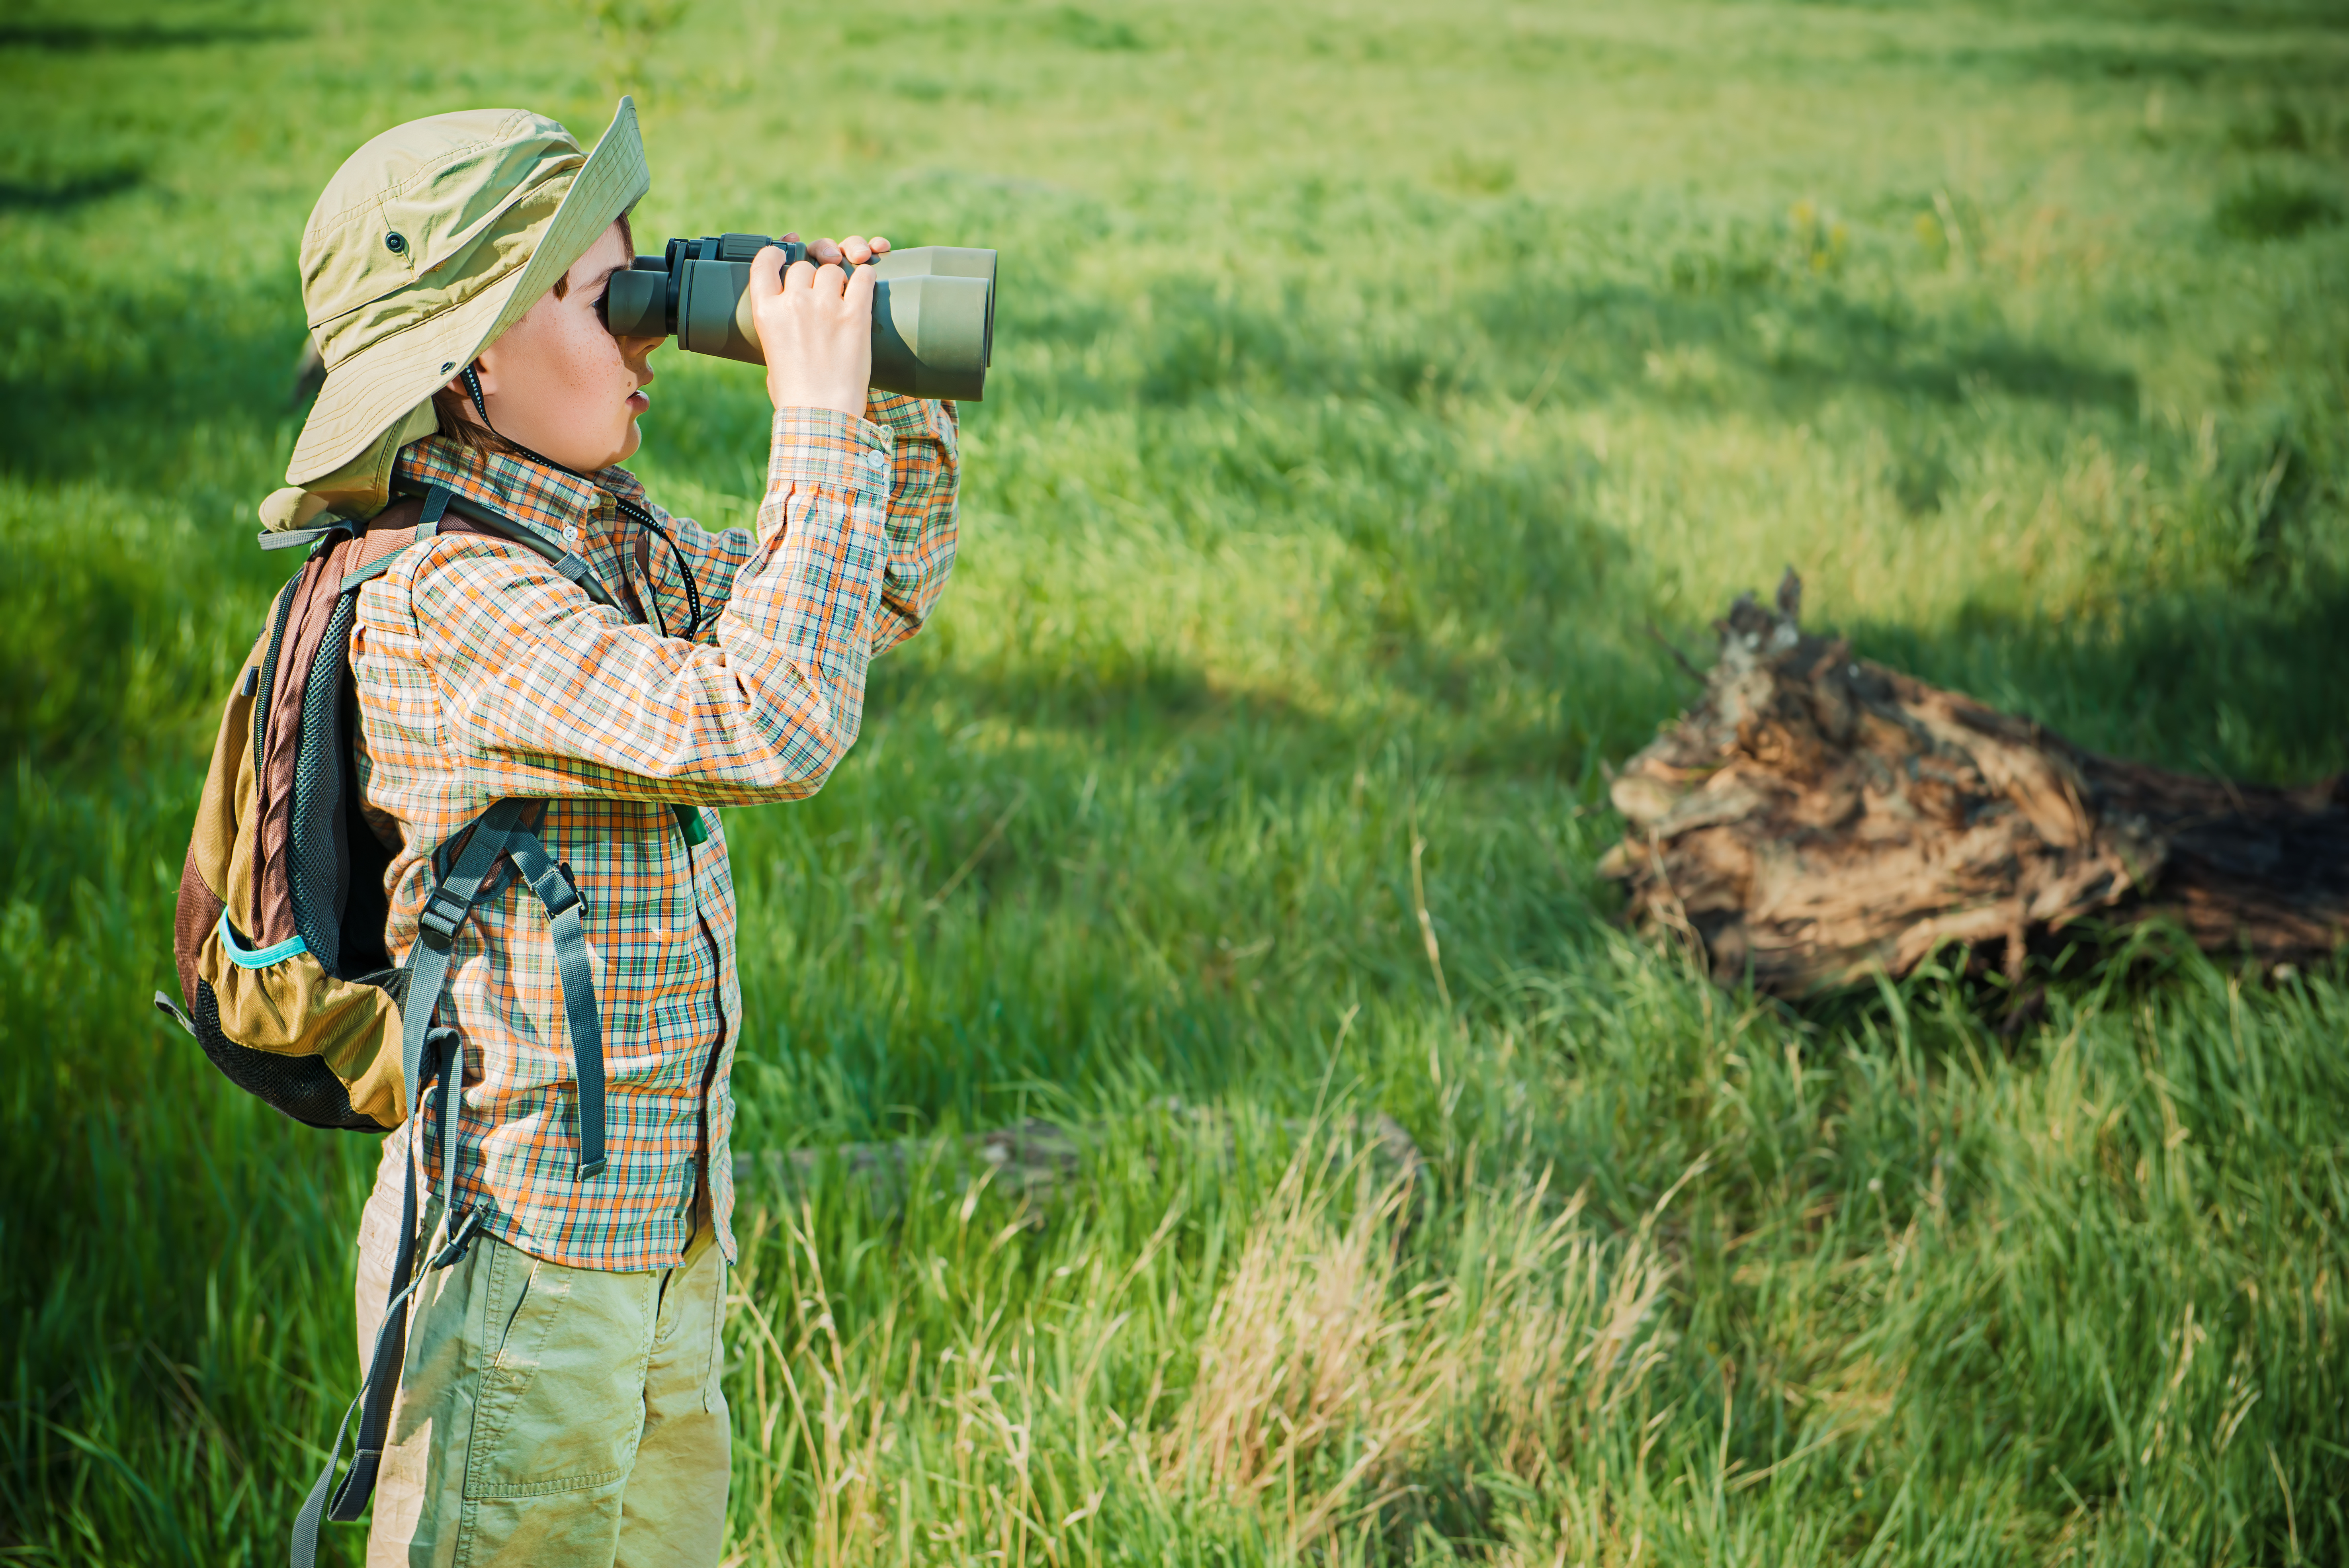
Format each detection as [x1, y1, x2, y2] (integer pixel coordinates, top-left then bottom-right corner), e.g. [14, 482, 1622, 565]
[784, 258, 819, 291]
[813, 235, 891, 266]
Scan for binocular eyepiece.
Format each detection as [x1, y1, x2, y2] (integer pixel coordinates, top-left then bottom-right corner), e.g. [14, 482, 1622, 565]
[602, 234, 998, 402]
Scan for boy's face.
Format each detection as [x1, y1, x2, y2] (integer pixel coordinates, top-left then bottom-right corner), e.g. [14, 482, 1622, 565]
[461, 221, 660, 471]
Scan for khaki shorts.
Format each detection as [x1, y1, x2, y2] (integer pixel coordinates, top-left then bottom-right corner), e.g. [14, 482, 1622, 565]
[354, 1130, 729, 1568]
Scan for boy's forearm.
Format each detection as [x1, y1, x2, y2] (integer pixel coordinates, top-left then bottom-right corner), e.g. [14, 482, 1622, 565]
[704, 403, 902, 767]
[415, 407, 897, 807]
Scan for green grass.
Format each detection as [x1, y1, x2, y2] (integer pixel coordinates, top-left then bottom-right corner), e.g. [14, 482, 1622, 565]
[5, 0, 2349, 1561]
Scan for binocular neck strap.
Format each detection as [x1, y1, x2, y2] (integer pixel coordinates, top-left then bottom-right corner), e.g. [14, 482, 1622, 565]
[452, 364, 695, 640]
[458, 364, 588, 483]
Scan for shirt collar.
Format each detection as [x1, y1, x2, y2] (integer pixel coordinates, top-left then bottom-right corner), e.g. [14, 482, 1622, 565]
[395, 434, 614, 534]
[393, 438, 655, 609]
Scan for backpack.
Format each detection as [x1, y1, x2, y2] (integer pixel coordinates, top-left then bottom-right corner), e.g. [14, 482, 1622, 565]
[152, 480, 647, 1564]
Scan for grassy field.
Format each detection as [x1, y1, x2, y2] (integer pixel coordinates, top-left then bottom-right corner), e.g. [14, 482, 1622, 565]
[6, 0, 2349, 1561]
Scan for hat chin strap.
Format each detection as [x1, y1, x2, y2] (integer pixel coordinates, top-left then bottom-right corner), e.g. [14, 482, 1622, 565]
[460, 362, 493, 427]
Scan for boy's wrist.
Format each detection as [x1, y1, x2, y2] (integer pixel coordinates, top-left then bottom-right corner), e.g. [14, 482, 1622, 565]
[766, 387, 866, 421]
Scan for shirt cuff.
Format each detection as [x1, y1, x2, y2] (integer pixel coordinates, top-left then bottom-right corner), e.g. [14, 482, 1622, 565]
[768, 405, 895, 495]
[864, 390, 940, 435]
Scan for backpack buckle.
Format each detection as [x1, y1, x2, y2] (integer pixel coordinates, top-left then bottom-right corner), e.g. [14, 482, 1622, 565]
[537, 860, 585, 921]
[429, 1205, 490, 1269]
[417, 895, 467, 951]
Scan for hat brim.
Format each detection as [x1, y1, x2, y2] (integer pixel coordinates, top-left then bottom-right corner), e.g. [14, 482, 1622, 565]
[284, 96, 651, 501]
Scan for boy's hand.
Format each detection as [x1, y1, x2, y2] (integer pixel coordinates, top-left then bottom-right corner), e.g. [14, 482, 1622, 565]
[750, 237, 885, 420]
[790, 232, 890, 268]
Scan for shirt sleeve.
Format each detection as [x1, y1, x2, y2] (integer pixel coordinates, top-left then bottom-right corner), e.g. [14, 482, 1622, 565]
[633, 391, 959, 656]
[631, 507, 758, 645]
[407, 407, 900, 807]
[862, 392, 961, 657]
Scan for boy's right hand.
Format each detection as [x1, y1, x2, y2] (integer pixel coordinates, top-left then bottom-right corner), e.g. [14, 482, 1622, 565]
[750, 240, 876, 420]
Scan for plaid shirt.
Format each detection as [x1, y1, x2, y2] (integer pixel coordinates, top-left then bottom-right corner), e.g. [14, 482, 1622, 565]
[348, 395, 958, 1271]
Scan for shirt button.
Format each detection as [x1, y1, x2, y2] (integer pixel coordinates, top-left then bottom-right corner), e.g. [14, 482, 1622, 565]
[865, 448, 888, 471]
[564, 526, 580, 542]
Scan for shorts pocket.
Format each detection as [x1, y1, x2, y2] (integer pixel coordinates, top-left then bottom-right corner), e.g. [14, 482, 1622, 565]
[463, 1248, 659, 1500]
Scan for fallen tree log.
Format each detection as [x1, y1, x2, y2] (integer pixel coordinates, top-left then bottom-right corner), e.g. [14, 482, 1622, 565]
[733, 1108, 1427, 1221]
[1597, 572, 2349, 995]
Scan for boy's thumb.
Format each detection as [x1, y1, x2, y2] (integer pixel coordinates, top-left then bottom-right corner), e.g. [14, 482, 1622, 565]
[750, 245, 789, 299]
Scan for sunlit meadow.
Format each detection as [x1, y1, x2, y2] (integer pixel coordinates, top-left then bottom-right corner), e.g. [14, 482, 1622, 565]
[4, 0, 2347, 1561]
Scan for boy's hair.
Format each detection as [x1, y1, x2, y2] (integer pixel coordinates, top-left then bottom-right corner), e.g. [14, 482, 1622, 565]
[432, 212, 635, 457]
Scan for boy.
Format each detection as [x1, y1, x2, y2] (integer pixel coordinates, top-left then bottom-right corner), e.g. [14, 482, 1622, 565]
[270, 98, 958, 1564]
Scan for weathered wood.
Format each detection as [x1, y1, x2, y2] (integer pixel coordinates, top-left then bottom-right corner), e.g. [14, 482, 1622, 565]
[1598, 572, 2349, 995]
[733, 1109, 1427, 1218]
[733, 1117, 1087, 1209]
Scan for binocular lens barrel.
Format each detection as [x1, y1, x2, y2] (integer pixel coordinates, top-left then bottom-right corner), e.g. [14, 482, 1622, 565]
[604, 235, 997, 402]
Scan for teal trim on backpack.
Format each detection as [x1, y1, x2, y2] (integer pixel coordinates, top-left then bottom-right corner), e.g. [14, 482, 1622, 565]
[219, 911, 310, 969]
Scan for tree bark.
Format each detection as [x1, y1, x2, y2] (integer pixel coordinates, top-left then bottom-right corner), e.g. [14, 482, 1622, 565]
[1598, 572, 2349, 995]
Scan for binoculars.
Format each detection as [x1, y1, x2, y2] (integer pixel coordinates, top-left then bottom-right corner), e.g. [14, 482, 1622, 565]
[603, 234, 998, 401]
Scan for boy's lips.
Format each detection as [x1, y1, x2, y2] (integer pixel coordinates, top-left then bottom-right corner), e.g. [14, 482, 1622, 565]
[627, 389, 650, 412]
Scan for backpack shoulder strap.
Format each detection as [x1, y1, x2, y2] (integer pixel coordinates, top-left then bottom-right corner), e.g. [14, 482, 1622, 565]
[295, 796, 530, 1555]
[296, 795, 613, 1561]
[335, 481, 637, 621]
[502, 824, 607, 1181]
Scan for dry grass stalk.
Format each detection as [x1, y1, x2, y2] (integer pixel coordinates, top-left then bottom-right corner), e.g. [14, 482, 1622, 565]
[731, 1203, 902, 1567]
[723, 1136, 1683, 1564]
[1158, 1140, 1677, 1548]
[729, 1192, 1079, 1568]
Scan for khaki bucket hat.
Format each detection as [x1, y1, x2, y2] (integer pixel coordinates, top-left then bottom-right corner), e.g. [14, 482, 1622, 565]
[260, 97, 650, 530]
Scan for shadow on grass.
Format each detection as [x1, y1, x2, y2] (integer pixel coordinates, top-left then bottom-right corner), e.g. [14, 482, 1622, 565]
[1118, 261, 2140, 422]
[890, 560, 2349, 825]
[0, 166, 144, 213]
[1838, 571, 2349, 784]
[0, 268, 305, 483]
[0, 20, 307, 51]
[1946, 41, 2347, 87]
[1472, 277, 2140, 415]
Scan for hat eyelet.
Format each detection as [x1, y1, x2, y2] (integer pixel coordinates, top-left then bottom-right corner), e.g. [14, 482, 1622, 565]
[385, 231, 409, 255]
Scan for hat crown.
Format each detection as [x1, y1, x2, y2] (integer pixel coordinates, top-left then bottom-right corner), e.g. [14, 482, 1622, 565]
[300, 108, 584, 336]
[273, 97, 646, 517]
